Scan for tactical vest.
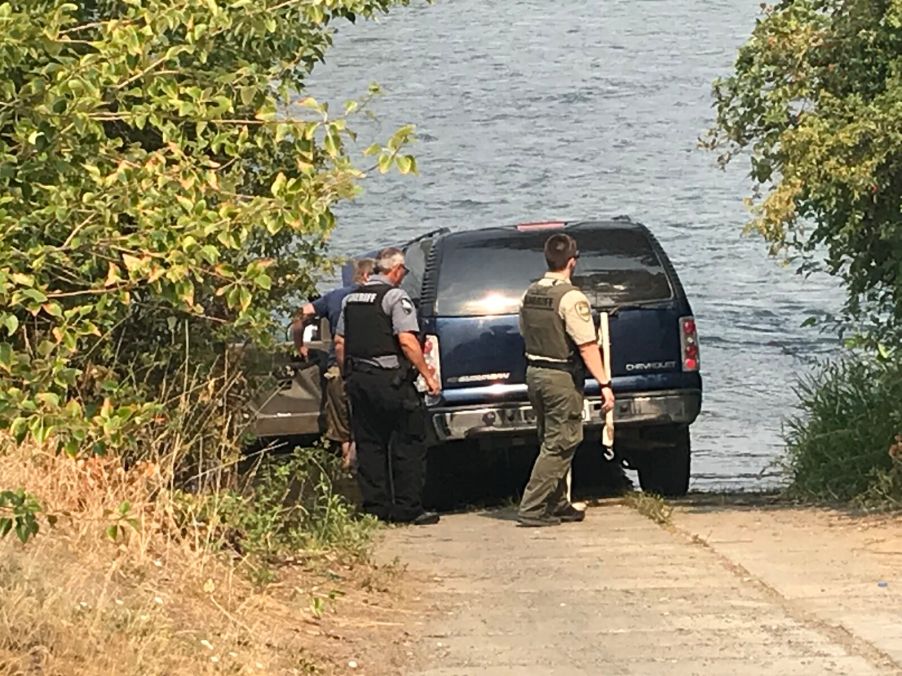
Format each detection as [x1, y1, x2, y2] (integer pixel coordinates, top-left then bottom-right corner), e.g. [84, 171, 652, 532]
[343, 283, 401, 361]
[520, 280, 578, 363]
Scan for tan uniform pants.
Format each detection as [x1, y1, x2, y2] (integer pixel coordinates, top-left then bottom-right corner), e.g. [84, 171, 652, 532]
[518, 367, 584, 519]
[323, 365, 352, 444]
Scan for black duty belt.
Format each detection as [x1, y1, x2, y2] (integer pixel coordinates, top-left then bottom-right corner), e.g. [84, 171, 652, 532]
[348, 357, 401, 373]
[526, 358, 577, 372]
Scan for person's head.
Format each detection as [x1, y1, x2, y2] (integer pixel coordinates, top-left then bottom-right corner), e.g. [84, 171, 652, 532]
[352, 257, 376, 285]
[544, 233, 579, 276]
[375, 247, 408, 286]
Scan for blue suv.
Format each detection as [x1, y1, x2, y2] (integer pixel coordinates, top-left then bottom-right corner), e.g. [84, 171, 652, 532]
[341, 217, 703, 496]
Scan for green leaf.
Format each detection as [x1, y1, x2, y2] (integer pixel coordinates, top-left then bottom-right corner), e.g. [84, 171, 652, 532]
[36, 392, 60, 407]
[396, 155, 416, 175]
[256, 101, 277, 121]
[271, 172, 287, 197]
[2, 315, 17, 337]
[42, 302, 63, 318]
[15, 519, 38, 544]
[0, 343, 12, 371]
[324, 131, 340, 157]
[63, 438, 80, 457]
[239, 86, 256, 106]
[10, 417, 28, 444]
[238, 287, 252, 312]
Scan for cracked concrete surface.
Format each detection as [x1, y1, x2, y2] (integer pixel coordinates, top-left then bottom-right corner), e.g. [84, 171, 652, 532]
[377, 501, 901, 675]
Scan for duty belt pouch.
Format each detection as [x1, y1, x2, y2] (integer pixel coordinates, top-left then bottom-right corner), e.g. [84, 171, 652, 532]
[390, 362, 417, 388]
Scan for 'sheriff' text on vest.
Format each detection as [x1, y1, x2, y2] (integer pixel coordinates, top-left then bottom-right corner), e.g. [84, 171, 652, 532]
[344, 283, 401, 361]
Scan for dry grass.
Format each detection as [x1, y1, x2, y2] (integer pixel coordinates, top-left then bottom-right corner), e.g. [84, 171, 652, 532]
[0, 443, 415, 675]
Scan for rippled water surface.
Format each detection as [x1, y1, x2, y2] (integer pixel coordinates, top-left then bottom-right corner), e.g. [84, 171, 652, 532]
[308, 0, 840, 490]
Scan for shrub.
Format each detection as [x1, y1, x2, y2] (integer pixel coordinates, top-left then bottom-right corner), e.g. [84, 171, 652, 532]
[0, 488, 44, 543]
[783, 356, 902, 507]
[0, 0, 417, 464]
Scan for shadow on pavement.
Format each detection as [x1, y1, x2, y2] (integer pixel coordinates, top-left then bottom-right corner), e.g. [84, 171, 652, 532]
[475, 507, 519, 522]
[423, 440, 633, 513]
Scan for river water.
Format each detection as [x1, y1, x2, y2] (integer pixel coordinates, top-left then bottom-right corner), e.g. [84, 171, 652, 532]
[308, 0, 840, 491]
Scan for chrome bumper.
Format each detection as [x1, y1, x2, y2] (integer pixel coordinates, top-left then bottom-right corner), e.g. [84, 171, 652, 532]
[430, 389, 701, 442]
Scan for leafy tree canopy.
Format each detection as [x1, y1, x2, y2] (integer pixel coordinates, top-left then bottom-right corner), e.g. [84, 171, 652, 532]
[706, 0, 902, 349]
[0, 0, 417, 455]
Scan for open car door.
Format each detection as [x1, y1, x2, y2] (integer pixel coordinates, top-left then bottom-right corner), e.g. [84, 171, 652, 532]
[247, 227, 451, 440]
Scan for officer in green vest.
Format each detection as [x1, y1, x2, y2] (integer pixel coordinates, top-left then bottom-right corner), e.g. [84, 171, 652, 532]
[517, 233, 615, 527]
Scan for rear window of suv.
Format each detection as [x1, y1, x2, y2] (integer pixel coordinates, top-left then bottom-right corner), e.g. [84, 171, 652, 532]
[434, 227, 673, 316]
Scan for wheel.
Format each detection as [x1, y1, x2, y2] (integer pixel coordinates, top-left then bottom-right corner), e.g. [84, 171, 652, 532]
[637, 426, 691, 497]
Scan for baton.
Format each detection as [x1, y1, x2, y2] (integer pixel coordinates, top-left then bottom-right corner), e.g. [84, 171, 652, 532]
[600, 311, 615, 461]
[566, 311, 614, 506]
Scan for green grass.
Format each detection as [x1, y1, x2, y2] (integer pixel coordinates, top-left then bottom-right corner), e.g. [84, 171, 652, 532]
[783, 356, 902, 509]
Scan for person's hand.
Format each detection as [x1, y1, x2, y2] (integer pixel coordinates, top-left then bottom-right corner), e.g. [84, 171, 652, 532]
[297, 345, 309, 361]
[425, 373, 441, 397]
[601, 387, 615, 413]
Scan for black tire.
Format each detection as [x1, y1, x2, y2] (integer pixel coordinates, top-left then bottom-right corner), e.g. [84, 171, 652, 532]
[637, 426, 691, 497]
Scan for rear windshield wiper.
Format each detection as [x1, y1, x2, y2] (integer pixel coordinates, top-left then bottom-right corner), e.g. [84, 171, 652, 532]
[593, 303, 650, 316]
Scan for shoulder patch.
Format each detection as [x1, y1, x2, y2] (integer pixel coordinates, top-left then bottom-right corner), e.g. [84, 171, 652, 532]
[400, 297, 415, 315]
[575, 300, 592, 321]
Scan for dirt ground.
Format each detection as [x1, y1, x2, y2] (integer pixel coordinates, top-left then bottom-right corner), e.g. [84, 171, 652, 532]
[359, 497, 902, 676]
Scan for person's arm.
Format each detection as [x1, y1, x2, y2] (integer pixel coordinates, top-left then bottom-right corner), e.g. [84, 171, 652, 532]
[334, 335, 345, 373]
[578, 342, 614, 412]
[398, 332, 440, 396]
[291, 302, 317, 358]
[561, 290, 614, 412]
[386, 289, 440, 395]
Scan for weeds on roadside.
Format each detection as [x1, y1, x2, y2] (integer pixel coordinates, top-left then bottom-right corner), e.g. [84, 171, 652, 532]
[623, 491, 673, 525]
[0, 349, 378, 672]
[0, 434, 377, 673]
[173, 447, 377, 574]
[783, 357, 902, 509]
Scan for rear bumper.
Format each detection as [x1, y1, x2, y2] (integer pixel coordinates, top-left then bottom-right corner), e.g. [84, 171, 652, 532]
[429, 389, 702, 442]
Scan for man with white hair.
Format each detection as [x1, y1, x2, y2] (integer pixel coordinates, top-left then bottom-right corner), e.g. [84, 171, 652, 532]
[335, 247, 441, 526]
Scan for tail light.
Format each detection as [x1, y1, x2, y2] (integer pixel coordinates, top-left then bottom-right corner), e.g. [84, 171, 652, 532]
[680, 316, 700, 372]
[417, 334, 442, 403]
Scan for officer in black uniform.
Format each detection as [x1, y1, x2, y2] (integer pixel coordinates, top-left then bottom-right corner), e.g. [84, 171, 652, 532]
[334, 247, 441, 526]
